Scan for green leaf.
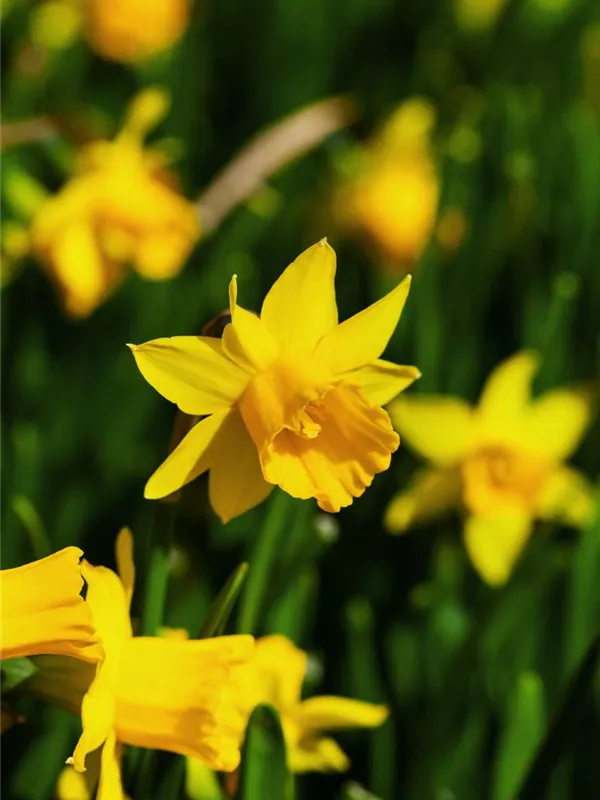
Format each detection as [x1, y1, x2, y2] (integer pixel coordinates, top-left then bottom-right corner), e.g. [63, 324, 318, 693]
[1, 657, 37, 692]
[199, 562, 249, 638]
[234, 704, 289, 800]
[491, 671, 546, 800]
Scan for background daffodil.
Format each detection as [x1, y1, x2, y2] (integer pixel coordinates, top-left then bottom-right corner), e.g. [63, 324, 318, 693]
[28, 530, 254, 799]
[130, 239, 420, 522]
[386, 351, 595, 585]
[31, 88, 200, 318]
[227, 635, 388, 772]
[0, 547, 103, 663]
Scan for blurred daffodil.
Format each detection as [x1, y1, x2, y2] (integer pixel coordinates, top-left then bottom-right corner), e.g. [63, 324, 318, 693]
[27, 529, 253, 799]
[454, 0, 508, 32]
[386, 352, 595, 585]
[226, 635, 388, 772]
[130, 239, 420, 521]
[335, 98, 440, 268]
[0, 547, 102, 663]
[85, 0, 191, 63]
[31, 88, 200, 318]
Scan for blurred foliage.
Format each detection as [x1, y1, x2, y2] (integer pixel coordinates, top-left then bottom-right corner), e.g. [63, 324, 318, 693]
[2, 0, 600, 798]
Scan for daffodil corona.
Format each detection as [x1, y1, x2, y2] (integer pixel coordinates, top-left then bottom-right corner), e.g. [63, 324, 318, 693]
[228, 635, 388, 772]
[0, 547, 102, 663]
[385, 352, 595, 585]
[130, 240, 420, 521]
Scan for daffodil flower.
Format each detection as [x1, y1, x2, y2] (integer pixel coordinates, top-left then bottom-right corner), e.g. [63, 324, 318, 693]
[130, 239, 420, 522]
[223, 634, 388, 772]
[27, 529, 253, 799]
[385, 351, 595, 585]
[0, 547, 103, 663]
[31, 89, 200, 318]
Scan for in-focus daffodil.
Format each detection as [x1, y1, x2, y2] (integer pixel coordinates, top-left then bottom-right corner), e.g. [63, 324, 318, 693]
[31, 88, 200, 318]
[225, 634, 388, 772]
[130, 239, 420, 522]
[0, 547, 102, 663]
[335, 98, 439, 268]
[386, 352, 595, 585]
[84, 0, 191, 63]
[26, 529, 253, 799]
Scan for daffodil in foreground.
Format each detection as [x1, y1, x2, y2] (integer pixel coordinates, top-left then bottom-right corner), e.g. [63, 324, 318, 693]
[0, 547, 102, 663]
[386, 352, 595, 585]
[27, 529, 253, 799]
[227, 635, 388, 772]
[31, 88, 200, 318]
[130, 239, 420, 521]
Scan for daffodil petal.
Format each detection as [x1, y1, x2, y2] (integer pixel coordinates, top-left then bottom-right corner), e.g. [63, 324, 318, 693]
[342, 360, 421, 406]
[295, 696, 388, 732]
[289, 736, 350, 773]
[129, 336, 248, 416]
[536, 466, 594, 527]
[251, 636, 307, 710]
[96, 732, 125, 800]
[476, 351, 539, 440]
[385, 467, 461, 532]
[463, 509, 532, 586]
[524, 387, 594, 460]
[70, 667, 116, 772]
[144, 411, 228, 500]
[261, 239, 338, 357]
[314, 275, 411, 374]
[389, 395, 474, 465]
[115, 528, 135, 610]
[56, 766, 92, 800]
[222, 276, 280, 373]
[207, 408, 274, 523]
[81, 561, 132, 655]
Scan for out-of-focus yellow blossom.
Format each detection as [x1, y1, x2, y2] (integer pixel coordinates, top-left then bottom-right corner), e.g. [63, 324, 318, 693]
[336, 99, 439, 268]
[30, 0, 81, 51]
[31, 88, 200, 318]
[84, 0, 191, 63]
[454, 0, 507, 32]
[27, 530, 253, 799]
[225, 635, 388, 772]
[130, 239, 420, 521]
[386, 352, 595, 586]
[0, 547, 102, 663]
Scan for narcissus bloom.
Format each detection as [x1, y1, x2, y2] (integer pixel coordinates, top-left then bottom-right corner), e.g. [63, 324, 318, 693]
[27, 529, 253, 799]
[228, 635, 388, 772]
[0, 547, 102, 663]
[335, 99, 440, 268]
[84, 0, 191, 63]
[130, 240, 420, 522]
[386, 352, 595, 585]
[31, 88, 200, 318]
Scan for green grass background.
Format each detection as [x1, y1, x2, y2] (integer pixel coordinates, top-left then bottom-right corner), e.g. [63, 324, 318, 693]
[2, 0, 600, 798]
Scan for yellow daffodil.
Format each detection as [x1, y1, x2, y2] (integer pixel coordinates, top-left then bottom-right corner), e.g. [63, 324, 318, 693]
[84, 0, 191, 63]
[26, 529, 253, 799]
[31, 88, 200, 318]
[130, 239, 420, 522]
[335, 98, 440, 268]
[0, 547, 102, 663]
[385, 352, 595, 585]
[226, 635, 388, 772]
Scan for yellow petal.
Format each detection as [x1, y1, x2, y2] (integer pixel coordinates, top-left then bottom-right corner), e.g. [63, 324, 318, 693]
[389, 395, 474, 465]
[385, 467, 461, 532]
[463, 509, 532, 586]
[476, 351, 539, 441]
[115, 528, 135, 610]
[261, 384, 399, 513]
[56, 767, 91, 800]
[129, 336, 248, 416]
[144, 411, 228, 500]
[96, 732, 125, 800]
[314, 275, 411, 374]
[250, 636, 307, 710]
[261, 239, 338, 357]
[289, 736, 350, 773]
[342, 360, 421, 406]
[295, 696, 388, 732]
[0, 547, 102, 663]
[207, 408, 274, 523]
[536, 465, 594, 528]
[525, 387, 594, 461]
[70, 668, 116, 772]
[222, 275, 280, 373]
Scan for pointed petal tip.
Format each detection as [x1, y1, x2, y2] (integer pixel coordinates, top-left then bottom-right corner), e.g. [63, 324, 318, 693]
[125, 343, 137, 351]
[318, 236, 328, 245]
